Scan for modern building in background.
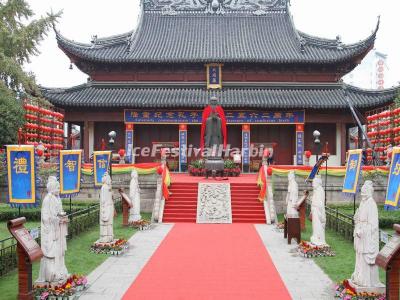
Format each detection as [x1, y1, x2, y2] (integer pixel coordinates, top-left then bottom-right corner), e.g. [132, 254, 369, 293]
[345, 49, 389, 90]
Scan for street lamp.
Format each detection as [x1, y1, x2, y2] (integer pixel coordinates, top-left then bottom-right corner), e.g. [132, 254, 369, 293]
[313, 130, 321, 161]
[108, 131, 116, 178]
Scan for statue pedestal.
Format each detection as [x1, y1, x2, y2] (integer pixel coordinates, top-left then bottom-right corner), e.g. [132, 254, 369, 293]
[205, 157, 224, 178]
[348, 280, 385, 295]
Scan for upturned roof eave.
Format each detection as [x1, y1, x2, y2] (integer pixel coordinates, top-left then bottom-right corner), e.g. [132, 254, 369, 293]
[54, 11, 379, 66]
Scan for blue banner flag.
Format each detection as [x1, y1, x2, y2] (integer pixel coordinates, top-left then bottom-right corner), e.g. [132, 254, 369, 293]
[6, 145, 37, 207]
[59, 150, 82, 197]
[93, 151, 111, 187]
[305, 154, 329, 182]
[385, 147, 400, 210]
[342, 149, 363, 195]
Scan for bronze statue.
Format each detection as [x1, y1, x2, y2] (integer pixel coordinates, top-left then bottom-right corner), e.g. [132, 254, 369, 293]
[200, 96, 227, 179]
[204, 98, 223, 150]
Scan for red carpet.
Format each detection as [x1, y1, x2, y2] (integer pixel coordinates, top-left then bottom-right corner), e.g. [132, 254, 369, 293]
[123, 224, 291, 300]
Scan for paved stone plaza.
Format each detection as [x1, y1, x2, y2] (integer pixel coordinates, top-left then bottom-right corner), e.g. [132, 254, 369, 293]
[80, 224, 173, 300]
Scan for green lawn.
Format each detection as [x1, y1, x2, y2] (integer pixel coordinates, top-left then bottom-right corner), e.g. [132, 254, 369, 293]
[0, 200, 99, 240]
[0, 220, 41, 240]
[329, 203, 400, 231]
[0, 212, 150, 300]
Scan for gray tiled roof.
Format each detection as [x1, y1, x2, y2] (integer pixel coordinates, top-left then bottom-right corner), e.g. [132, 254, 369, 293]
[56, 3, 378, 64]
[41, 82, 398, 109]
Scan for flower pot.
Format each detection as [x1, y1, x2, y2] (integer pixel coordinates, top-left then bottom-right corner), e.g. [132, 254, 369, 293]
[57, 296, 63, 300]
[35, 296, 41, 300]
[49, 296, 56, 300]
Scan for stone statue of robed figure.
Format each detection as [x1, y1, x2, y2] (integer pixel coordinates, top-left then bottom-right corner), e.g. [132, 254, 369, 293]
[99, 173, 114, 243]
[349, 180, 385, 293]
[129, 169, 142, 222]
[310, 175, 328, 246]
[286, 170, 300, 216]
[36, 176, 69, 285]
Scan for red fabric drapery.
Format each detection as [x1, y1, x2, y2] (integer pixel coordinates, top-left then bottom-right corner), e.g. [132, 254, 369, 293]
[200, 105, 227, 150]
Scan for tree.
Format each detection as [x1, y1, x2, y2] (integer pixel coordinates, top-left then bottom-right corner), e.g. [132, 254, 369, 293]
[395, 93, 400, 108]
[0, 0, 61, 146]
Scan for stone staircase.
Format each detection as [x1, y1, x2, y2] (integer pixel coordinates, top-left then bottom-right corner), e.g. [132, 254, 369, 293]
[162, 181, 266, 223]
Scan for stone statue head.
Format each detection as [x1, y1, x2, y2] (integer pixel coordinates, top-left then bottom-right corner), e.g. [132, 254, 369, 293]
[361, 180, 374, 201]
[209, 96, 218, 113]
[47, 176, 60, 196]
[131, 169, 138, 181]
[288, 170, 295, 181]
[312, 175, 322, 189]
[102, 172, 112, 186]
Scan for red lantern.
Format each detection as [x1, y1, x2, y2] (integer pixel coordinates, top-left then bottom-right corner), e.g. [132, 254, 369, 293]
[304, 150, 312, 158]
[118, 149, 125, 157]
[36, 149, 43, 157]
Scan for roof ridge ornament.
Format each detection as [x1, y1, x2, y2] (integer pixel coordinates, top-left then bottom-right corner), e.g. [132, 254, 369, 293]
[143, 0, 288, 14]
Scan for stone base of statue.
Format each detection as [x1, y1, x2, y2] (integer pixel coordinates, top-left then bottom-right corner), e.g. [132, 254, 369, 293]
[298, 241, 335, 258]
[204, 157, 224, 179]
[91, 238, 129, 255]
[348, 280, 385, 295]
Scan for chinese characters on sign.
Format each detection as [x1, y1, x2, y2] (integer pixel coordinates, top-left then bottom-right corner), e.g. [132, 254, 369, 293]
[385, 147, 400, 209]
[60, 150, 82, 196]
[65, 160, 77, 172]
[13, 157, 29, 174]
[98, 159, 107, 169]
[296, 131, 304, 165]
[207, 64, 222, 89]
[179, 128, 187, 172]
[124, 110, 305, 124]
[342, 149, 363, 195]
[242, 129, 250, 166]
[6, 145, 36, 206]
[125, 125, 134, 163]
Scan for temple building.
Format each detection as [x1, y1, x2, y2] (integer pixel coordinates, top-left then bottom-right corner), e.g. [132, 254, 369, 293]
[42, 0, 399, 171]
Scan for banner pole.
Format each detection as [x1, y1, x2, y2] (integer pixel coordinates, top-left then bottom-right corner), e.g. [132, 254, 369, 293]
[69, 195, 72, 214]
